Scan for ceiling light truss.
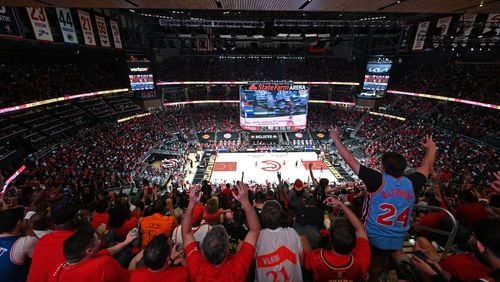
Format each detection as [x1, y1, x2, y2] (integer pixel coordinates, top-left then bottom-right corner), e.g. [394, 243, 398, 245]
[159, 19, 265, 28]
[274, 19, 404, 28]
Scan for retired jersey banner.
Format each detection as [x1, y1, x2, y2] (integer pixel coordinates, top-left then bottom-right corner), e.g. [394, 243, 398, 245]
[26, 7, 53, 41]
[109, 20, 122, 48]
[0, 7, 22, 38]
[95, 15, 110, 47]
[436, 16, 452, 35]
[55, 8, 78, 44]
[433, 17, 452, 48]
[412, 21, 430, 51]
[77, 10, 96, 46]
[461, 13, 477, 36]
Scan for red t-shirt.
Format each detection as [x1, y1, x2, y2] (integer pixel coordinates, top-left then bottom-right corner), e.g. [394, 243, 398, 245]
[304, 237, 371, 282]
[28, 230, 73, 282]
[184, 241, 255, 282]
[455, 202, 488, 228]
[115, 216, 139, 239]
[91, 212, 110, 229]
[439, 253, 492, 281]
[203, 210, 223, 225]
[47, 249, 130, 282]
[131, 265, 190, 282]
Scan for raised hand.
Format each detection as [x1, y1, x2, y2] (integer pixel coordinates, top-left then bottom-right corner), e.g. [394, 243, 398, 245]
[329, 126, 342, 142]
[420, 134, 436, 151]
[323, 196, 343, 207]
[232, 181, 249, 203]
[188, 185, 202, 203]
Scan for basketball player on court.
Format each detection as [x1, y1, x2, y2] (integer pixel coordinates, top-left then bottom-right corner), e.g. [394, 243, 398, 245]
[329, 126, 437, 281]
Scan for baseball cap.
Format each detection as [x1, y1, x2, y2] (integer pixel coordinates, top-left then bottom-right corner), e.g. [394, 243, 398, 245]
[294, 179, 304, 191]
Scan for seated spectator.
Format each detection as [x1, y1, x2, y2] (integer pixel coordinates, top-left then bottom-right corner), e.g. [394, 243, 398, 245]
[255, 200, 303, 281]
[412, 219, 500, 281]
[130, 234, 189, 282]
[28, 205, 80, 282]
[0, 206, 29, 282]
[182, 182, 260, 282]
[91, 198, 109, 229]
[222, 207, 248, 253]
[171, 203, 210, 251]
[47, 224, 136, 282]
[304, 197, 370, 281]
[203, 198, 223, 225]
[294, 196, 325, 249]
[140, 198, 177, 248]
[454, 190, 488, 229]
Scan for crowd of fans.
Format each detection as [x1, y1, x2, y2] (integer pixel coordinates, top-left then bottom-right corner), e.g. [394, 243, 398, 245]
[391, 63, 500, 104]
[0, 55, 127, 107]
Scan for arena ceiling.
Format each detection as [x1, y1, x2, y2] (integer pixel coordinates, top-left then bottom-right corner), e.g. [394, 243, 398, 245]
[5, 0, 500, 13]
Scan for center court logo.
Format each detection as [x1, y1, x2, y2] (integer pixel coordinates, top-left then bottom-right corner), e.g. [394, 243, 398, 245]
[260, 160, 282, 172]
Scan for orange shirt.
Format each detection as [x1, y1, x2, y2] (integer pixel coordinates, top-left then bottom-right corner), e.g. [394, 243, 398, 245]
[140, 213, 176, 248]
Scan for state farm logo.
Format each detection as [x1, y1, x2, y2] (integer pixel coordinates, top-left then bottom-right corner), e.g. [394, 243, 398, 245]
[249, 84, 258, 90]
[260, 160, 282, 172]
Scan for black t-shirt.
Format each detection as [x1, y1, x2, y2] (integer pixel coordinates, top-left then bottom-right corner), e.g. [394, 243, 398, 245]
[359, 165, 427, 196]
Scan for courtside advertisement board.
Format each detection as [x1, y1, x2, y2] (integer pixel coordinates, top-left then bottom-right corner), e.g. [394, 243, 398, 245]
[240, 82, 309, 131]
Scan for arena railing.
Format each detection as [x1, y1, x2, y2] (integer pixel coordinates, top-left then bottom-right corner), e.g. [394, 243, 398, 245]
[412, 205, 459, 258]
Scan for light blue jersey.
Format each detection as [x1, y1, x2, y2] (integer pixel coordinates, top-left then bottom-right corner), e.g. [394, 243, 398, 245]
[362, 173, 415, 250]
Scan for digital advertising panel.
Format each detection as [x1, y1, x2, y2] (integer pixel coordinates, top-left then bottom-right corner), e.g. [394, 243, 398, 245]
[240, 82, 309, 131]
[127, 57, 157, 99]
[359, 56, 393, 99]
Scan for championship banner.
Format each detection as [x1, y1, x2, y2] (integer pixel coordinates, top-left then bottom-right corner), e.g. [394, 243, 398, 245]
[55, 8, 78, 44]
[461, 13, 477, 36]
[216, 132, 239, 141]
[109, 19, 122, 48]
[436, 16, 452, 35]
[95, 15, 110, 47]
[26, 7, 53, 41]
[0, 7, 21, 38]
[412, 21, 430, 51]
[77, 10, 96, 46]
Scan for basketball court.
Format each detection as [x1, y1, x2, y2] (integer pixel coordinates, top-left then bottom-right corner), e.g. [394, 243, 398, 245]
[208, 152, 340, 185]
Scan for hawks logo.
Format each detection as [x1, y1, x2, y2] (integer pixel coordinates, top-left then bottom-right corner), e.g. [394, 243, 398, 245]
[261, 160, 282, 172]
[223, 133, 232, 139]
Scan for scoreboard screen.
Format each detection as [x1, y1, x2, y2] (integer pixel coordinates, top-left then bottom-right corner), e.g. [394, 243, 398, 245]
[358, 55, 393, 99]
[127, 57, 157, 99]
[240, 82, 309, 131]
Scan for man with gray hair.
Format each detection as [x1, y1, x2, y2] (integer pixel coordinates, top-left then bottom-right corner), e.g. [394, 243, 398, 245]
[182, 181, 260, 282]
